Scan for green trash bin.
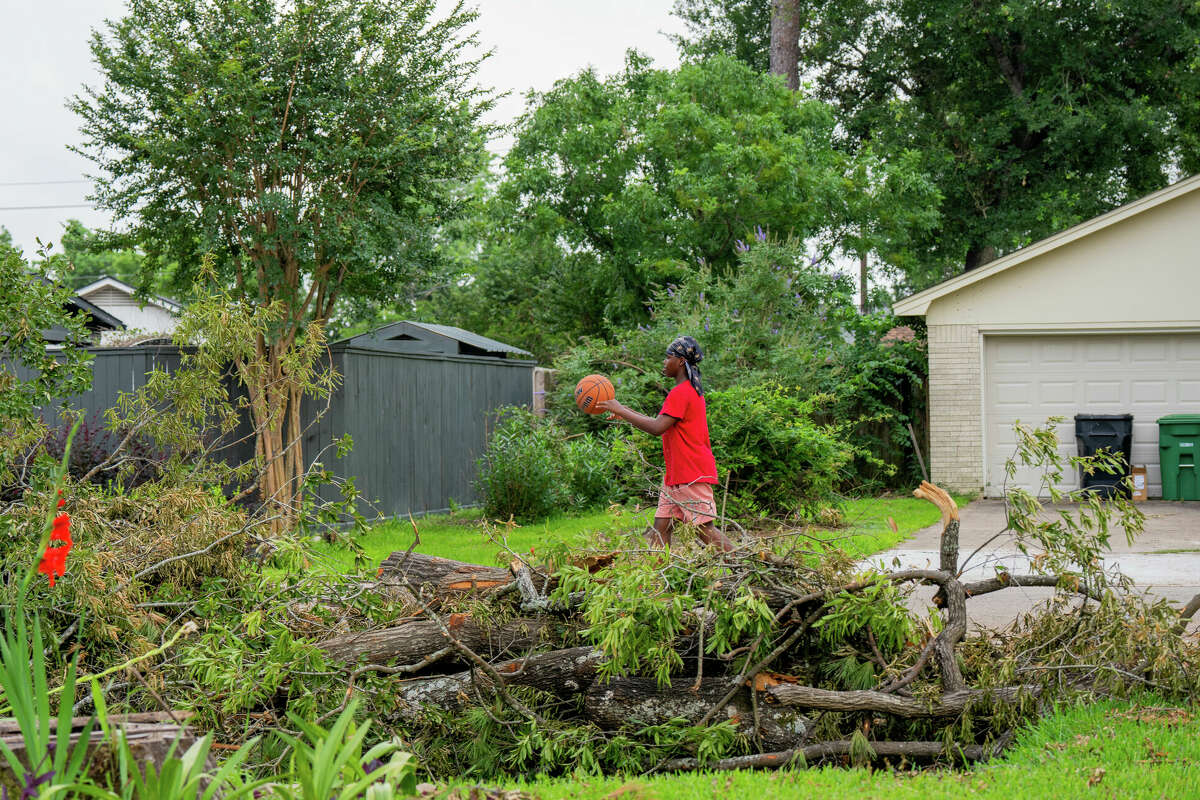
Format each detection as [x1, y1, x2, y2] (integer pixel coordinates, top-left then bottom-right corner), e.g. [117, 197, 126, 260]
[1157, 414, 1200, 500]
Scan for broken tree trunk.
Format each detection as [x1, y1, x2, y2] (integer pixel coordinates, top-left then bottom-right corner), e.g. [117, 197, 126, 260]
[914, 480, 959, 574]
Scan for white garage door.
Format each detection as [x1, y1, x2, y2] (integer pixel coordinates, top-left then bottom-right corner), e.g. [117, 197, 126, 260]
[984, 333, 1200, 497]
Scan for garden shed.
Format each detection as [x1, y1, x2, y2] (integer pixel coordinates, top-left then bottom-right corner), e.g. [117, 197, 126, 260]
[894, 174, 1200, 498]
[35, 321, 535, 518]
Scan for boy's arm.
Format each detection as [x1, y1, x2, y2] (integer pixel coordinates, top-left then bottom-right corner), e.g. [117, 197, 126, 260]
[596, 399, 677, 436]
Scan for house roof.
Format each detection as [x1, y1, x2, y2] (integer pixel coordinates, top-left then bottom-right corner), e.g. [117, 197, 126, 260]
[337, 320, 534, 358]
[76, 275, 183, 314]
[893, 173, 1200, 317]
[69, 293, 126, 329]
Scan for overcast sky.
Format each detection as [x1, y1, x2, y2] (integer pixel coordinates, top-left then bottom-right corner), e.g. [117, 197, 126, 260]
[0, 1, 685, 257]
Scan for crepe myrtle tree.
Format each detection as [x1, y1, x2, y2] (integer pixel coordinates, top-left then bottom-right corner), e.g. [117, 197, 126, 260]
[71, 0, 493, 528]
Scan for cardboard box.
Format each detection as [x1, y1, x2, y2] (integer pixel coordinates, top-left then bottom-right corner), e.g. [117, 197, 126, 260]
[1131, 464, 1148, 502]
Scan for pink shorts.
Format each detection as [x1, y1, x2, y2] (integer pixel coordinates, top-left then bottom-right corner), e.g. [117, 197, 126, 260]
[656, 482, 717, 525]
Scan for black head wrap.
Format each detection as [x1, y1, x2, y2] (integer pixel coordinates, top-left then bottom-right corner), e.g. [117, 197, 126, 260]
[666, 335, 705, 396]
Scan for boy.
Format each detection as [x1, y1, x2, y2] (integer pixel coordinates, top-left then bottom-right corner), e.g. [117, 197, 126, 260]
[596, 336, 735, 551]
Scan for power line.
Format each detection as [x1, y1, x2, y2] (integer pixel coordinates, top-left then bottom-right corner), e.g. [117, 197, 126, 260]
[0, 179, 90, 187]
[0, 203, 95, 211]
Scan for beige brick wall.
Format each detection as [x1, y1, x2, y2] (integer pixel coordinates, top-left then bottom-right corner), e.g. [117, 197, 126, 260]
[927, 324, 984, 494]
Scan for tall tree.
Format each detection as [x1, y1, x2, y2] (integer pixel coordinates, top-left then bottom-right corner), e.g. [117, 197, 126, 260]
[673, 0, 1200, 287]
[769, 0, 801, 90]
[434, 54, 933, 357]
[55, 220, 146, 291]
[71, 0, 491, 527]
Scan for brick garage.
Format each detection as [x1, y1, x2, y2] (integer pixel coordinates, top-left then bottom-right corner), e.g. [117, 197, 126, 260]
[895, 176, 1200, 497]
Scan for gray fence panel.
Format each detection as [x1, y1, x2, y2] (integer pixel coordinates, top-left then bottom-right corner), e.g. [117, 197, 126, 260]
[20, 342, 533, 521]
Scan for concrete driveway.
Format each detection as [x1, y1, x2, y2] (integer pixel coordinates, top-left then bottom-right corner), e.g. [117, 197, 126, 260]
[869, 499, 1200, 633]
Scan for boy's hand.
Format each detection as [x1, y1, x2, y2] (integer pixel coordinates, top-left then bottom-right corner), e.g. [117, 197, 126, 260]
[595, 398, 624, 420]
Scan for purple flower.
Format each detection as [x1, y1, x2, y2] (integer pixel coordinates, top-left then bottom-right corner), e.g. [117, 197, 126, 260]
[666, 285, 675, 298]
[704, 322, 710, 331]
[772, 327, 780, 334]
[754, 225, 767, 242]
[734, 239, 749, 253]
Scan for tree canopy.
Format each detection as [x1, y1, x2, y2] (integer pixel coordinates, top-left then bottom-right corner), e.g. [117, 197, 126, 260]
[423, 54, 934, 358]
[70, 0, 492, 524]
[674, 0, 1200, 287]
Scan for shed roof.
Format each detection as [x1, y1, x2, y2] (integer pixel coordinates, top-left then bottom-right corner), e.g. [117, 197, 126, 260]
[336, 320, 533, 359]
[893, 172, 1200, 317]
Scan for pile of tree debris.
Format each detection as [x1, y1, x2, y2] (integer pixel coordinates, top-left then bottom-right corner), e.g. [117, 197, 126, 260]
[311, 483, 1200, 774]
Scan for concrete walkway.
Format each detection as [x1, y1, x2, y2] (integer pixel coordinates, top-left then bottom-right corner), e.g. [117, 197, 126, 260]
[868, 499, 1200, 632]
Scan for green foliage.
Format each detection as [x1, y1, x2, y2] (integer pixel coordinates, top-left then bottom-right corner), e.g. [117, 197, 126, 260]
[0, 247, 93, 481]
[555, 558, 776, 687]
[49, 220, 151, 293]
[476, 408, 621, 522]
[707, 385, 859, 518]
[1003, 418, 1145, 588]
[0, 610, 95, 799]
[674, 0, 1200, 283]
[551, 234, 925, 498]
[72, 0, 492, 314]
[274, 701, 417, 800]
[814, 578, 913, 654]
[476, 408, 569, 522]
[424, 54, 934, 357]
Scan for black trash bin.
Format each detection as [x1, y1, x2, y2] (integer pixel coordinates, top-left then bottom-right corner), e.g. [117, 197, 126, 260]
[1074, 414, 1134, 498]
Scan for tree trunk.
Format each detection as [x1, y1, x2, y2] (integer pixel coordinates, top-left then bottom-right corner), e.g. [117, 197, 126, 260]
[859, 251, 869, 313]
[762, 682, 1036, 717]
[393, 646, 604, 718]
[584, 676, 810, 751]
[770, 0, 802, 90]
[377, 552, 522, 595]
[964, 243, 997, 271]
[318, 616, 549, 665]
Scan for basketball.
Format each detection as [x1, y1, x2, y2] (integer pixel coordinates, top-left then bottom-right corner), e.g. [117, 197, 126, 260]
[574, 374, 615, 414]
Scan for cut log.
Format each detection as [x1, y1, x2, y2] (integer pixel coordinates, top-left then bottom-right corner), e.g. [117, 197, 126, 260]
[584, 676, 810, 751]
[395, 646, 603, 719]
[0, 713, 206, 789]
[318, 616, 549, 665]
[377, 552, 517, 594]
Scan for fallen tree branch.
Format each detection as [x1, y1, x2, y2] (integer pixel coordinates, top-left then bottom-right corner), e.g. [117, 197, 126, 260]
[659, 739, 987, 772]
[762, 683, 1038, 718]
[963, 573, 1101, 601]
[318, 617, 549, 665]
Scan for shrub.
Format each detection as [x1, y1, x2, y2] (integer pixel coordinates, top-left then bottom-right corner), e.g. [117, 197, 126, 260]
[708, 384, 861, 519]
[477, 408, 568, 522]
[548, 234, 925, 493]
[476, 408, 627, 521]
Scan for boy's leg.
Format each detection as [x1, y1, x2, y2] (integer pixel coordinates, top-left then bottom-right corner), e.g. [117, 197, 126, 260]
[697, 521, 735, 552]
[649, 517, 675, 548]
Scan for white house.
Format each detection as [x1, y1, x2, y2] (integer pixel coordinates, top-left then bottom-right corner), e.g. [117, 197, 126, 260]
[75, 276, 182, 344]
[894, 174, 1200, 498]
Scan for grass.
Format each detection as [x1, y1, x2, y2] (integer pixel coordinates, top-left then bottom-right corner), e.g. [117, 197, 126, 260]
[310, 492, 978, 574]
[487, 698, 1200, 799]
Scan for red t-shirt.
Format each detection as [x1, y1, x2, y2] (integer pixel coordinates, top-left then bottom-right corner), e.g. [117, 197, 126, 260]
[659, 382, 718, 486]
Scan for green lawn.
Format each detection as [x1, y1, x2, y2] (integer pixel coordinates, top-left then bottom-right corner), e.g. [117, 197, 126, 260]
[493, 698, 1200, 799]
[312, 492, 976, 573]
